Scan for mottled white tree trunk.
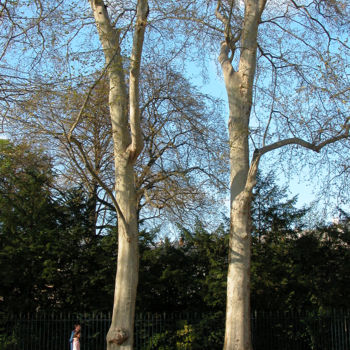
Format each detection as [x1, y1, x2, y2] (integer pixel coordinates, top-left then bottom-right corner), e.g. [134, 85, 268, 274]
[219, 1, 350, 349]
[89, 1, 148, 349]
[219, 1, 266, 349]
[110, 162, 139, 349]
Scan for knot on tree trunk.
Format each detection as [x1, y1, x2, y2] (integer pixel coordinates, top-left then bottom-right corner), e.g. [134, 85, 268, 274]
[107, 328, 129, 345]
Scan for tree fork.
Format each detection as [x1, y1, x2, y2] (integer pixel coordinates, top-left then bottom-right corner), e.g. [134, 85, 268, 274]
[89, 0, 148, 349]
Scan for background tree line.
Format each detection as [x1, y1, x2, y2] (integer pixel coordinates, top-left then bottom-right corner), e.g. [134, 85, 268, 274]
[1, 140, 349, 316]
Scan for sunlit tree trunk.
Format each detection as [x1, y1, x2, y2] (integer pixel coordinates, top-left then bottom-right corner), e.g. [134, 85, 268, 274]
[111, 159, 139, 349]
[218, 1, 350, 348]
[220, 1, 265, 349]
[89, 0, 148, 349]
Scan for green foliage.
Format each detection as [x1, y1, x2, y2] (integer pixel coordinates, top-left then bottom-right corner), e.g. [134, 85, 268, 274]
[188, 312, 224, 349]
[137, 172, 349, 317]
[145, 330, 174, 350]
[0, 141, 58, 312]
[251, 212, 350, 311]
[137, 221, 228, 313]
[0, 332, 18, 350]
[176, 324, 194, 349]
[143, 323, 195, 350]
[138, 235, 203, 313]
[0, 141, 116, 313]
[137, 172, 350, 317]
[143, 316, 224, 350]
[1, 150, 348, 320]
[251, 171, 309, 241]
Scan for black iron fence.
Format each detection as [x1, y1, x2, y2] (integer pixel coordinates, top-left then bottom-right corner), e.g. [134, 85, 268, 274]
[1, 310, 349, 350]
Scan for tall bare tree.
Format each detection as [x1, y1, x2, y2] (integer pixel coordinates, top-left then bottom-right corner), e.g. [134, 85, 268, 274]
[83, 1, 149, 348]
[2, 2, 228, 348]
[2, 0, 149, 347]
[151, 1, 349, 349]
[212, 1, 349, 349]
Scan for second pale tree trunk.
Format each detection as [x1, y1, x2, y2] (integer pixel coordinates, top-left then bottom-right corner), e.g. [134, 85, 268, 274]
[220, 1, 266, 350]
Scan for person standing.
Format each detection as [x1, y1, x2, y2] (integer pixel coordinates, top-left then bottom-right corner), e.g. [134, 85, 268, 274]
[72, 329, 81, 350]
[69, 324, 81, 350]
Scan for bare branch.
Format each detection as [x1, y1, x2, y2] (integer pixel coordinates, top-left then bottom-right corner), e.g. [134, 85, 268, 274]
[256, 124, 350, 157]
[330, 87, 350, 99]
[68, 135, 127, 227]
[67, 77, 103, 141]
[127, 0, 149, 163]
[218, 41, 234, 75]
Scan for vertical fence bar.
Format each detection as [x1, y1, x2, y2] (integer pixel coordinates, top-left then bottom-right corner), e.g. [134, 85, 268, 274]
[90, 312, 93, 350]
[332, 309, 336, 350]
[61, 312, 64, 350]
[339, 310, 343, 350]
[148, 312, 151, 348]
[345, 311, 350, 350]
[50, 312, 53, 350]
[29, 313, 32, 350]
[338, 310, 342, 350]
[46, 312, 49, 350]
[27, 313, 31, 350]
[19, 313, 23, 350]
[105, 312, 109, 350]
[341, 310, 346, 350]
[33, 312, 40, 348]
[43, 312, 46, 350]
[21, 314, 25, 350]
[337, 310, 342, 350]
[347, 310, 349, 350]
[144, 313, 147, 349]
[62, 312, 65, 350]
[35, 312, 39, 350]
[343, 310, 348, 350]
[39, 312, 43, 350]
[49, 312, 52, 350]
[335, 309, 339, 350]
[25, 313, 29, 350]
[342, 310, 347, 350]
[31, 312, 34, 350]
[137, 313, 140, 350]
